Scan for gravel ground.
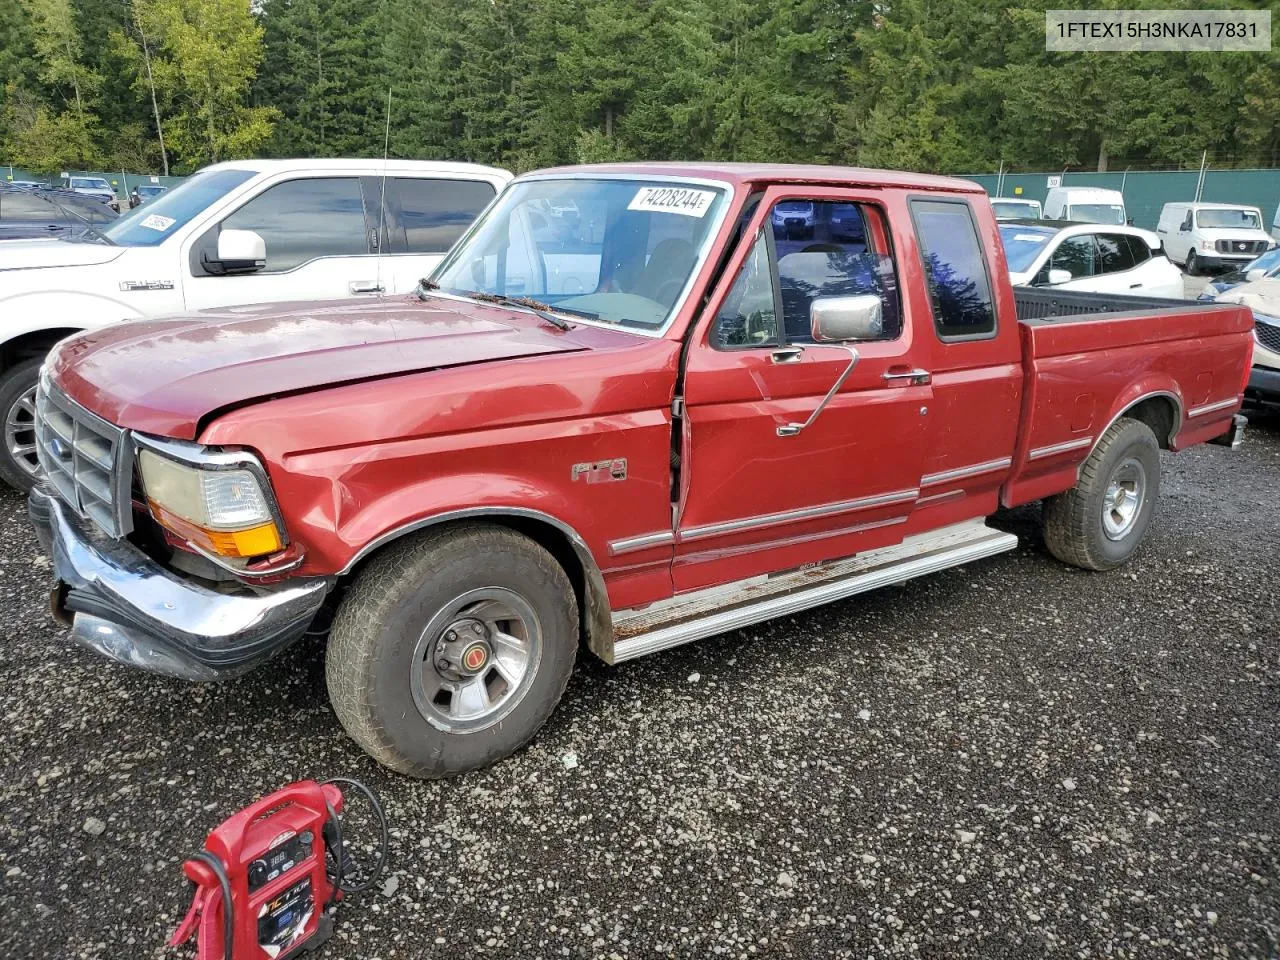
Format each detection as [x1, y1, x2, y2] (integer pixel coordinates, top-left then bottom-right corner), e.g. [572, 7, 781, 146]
[0, 413, 1276, 959]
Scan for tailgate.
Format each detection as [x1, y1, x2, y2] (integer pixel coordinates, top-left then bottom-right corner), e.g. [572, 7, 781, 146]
[1003, 301, 1254, 507]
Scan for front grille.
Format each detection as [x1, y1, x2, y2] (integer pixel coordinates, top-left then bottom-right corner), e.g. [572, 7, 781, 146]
[1216, 239, 1268, 255]
[1256, 316, 1280, 354]
[34, 379, 134, 538]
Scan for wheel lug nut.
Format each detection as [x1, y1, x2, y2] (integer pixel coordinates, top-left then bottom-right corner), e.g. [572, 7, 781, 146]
[446, 631, 456, 642]
[472, 624, 483, 634]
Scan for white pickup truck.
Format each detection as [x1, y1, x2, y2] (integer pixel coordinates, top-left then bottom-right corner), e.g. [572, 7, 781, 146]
[0, 158, 513, 489]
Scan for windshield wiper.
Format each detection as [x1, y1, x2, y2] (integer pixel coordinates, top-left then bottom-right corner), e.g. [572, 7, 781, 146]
[461, 290, 592, 331]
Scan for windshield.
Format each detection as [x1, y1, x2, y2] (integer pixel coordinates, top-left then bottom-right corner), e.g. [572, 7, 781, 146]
[992, 200, 1039, 218]
[999, 224, 1056, 273]
[1068, 203, 1125, 225]
[101, 168, 255, 246]
[1197, 208, 1261, 230]
[431, 178, 729, 332]
[72, 178, 110, 190]
[138, 185, 165, 196]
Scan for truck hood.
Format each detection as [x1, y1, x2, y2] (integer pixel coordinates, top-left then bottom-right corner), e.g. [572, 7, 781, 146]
[0, 238, 126, 271]
[1216, 277, 1280, 315]
[49, 296, 593, 439]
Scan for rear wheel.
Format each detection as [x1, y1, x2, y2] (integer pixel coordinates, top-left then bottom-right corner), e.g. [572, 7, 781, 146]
[0, 359, 44, 493]
[1185, 250, 1199, 276]
[1042, 417, 1161, 572]
[326, 524, 578, 778]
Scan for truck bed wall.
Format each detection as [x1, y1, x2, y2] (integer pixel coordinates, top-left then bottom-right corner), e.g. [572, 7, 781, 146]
[1002, 295, 1254, 508]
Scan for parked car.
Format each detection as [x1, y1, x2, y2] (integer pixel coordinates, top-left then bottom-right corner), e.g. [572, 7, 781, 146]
[1272, 202, 1280, 243]
[0, 182, 118, 241]
[25, 162, 1252, 778]
[7, 179, 47, 191]
[1213, 277, 1280, 408]
[1043, 186, 1127, 225]
[128, 183, 168, 208]
[998, 219, 1184, 299]
[991, 196, 1042, 219]
[1156, 201, 1275, 276]
[66, 176, 119, 211]
[771, 198, 817, 238]
[0, 158, 513, 490]
[1196, 246, 1280, 301]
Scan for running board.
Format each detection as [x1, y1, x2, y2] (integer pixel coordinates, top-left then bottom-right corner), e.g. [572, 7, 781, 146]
[604, 519, 1018, 664]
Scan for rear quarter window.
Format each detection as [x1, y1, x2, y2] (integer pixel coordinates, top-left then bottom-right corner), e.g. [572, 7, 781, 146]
[910, 198, 997, 340]
[388, 178, 496, 254]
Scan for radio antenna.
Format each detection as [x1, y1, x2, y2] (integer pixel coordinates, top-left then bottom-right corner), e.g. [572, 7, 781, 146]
[374, 86, 392, 299]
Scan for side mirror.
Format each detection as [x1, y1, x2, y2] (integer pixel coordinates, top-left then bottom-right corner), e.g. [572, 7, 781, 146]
[1179, 223, 1190, 232]
[1247, 268, 1265, 282]
[810, 294, 883, 342]
[1047, 268, 1072, 285]
[209, 228, 266, 274]
[1126, 217, 1134, 225]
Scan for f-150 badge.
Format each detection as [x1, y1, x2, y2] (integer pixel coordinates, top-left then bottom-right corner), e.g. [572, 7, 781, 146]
[572, 458, 627, 483]
[119, 280, 175, 291]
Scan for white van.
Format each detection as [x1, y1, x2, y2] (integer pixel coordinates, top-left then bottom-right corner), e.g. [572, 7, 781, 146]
[990, 197, 1042, 220]
[1271, 202, 1280, 243]
[1042, 186, 1126, 225]
[1156, 201, 1275, 275]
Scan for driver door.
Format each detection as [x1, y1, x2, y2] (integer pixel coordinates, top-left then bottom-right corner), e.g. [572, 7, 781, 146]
[674, 186, 931, 593]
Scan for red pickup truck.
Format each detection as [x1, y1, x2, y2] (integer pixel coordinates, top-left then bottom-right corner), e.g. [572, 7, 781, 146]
[28, 163, 1252, 778]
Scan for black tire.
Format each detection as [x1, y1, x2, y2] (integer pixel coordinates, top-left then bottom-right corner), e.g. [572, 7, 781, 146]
[326, 524, 578, 778]
[0, 358, 44, 493]
[1185, 250, 1199, 276]
[1042, 417, 1161, 572]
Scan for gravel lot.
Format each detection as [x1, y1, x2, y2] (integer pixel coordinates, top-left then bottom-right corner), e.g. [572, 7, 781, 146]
[0, 410, 1276, 959]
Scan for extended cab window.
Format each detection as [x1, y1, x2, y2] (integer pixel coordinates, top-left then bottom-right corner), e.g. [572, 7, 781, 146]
[219, 177, 369, 273]
[716, 199, 902, 348]
[910, 199, 996, 340]
[386, 178, 495, 254]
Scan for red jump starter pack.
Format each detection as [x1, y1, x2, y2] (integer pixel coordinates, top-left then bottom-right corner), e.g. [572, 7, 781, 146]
[170, 778, 386, 960]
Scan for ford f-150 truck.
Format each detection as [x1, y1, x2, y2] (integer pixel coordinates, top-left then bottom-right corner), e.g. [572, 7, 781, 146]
[0, 159, 512, 492]
[26, 163, 1253, 778]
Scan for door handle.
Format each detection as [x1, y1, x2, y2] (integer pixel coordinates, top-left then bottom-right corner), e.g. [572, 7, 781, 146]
[1128, 283, 1142, 289]
[770, 346, 804, 364]
[882, 367, 931, 386]
[349, 281, 385, 295]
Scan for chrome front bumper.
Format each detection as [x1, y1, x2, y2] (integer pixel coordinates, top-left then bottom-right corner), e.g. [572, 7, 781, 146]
[28, 486, 329, 681]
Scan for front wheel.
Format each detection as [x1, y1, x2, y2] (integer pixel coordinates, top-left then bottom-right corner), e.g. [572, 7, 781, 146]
[1185, 250, 1199, 276]
[0, 358, 44, 493]
[326, 524, 578, 778]
[1042, 417, 1161, 571]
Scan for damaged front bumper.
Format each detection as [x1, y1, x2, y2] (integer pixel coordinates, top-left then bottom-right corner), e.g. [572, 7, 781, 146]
[28, 485, 329, 681]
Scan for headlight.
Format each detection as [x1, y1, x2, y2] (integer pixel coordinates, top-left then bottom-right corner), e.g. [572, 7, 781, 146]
[1202, 240, 1217, 252]
[137, 445, 285, 560]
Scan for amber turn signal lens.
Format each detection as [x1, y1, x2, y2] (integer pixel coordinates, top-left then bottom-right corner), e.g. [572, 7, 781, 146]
[148, 500, 284, 559]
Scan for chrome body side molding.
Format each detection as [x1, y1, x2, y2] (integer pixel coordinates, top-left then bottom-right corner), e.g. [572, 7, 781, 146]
[679, 487, 918, 542]
[920, 457, 1012, 487]
[1187, 396, 1240, 419]
[608, 530, 676, 557]
[1027, 436, 1093, 461]
[603, 519, 1018, 664]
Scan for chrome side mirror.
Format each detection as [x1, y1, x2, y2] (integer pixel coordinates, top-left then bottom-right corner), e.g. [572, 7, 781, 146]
[810, 294, 883, 342]
[1047, 267, 1072, 285]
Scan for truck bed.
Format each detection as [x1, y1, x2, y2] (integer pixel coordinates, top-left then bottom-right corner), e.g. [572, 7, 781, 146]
[1003, 288, 1254, 508]
[1013, 287, 1200, 322]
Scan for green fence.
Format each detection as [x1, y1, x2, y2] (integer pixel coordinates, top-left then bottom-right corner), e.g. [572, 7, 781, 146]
[963, 168, 1280, 232]
[3, 165, 187, 202]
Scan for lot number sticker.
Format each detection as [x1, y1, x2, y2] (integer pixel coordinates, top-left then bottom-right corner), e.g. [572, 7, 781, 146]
[1012, 233, 1048, 243]
[140, 214, 176, 232]
[628, 186, 716, 218]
